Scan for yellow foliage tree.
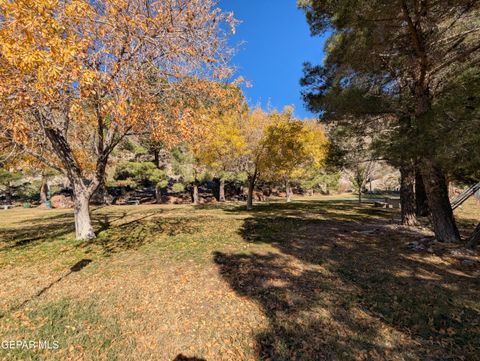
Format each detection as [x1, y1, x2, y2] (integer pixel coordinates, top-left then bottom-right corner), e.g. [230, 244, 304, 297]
[239, 107, 276, 210]
[262, 109, 328, 202]
[192, 87, 248, 202]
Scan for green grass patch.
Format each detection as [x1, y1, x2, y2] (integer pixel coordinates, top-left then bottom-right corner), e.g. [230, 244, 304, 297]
[0, 298, 124, 360]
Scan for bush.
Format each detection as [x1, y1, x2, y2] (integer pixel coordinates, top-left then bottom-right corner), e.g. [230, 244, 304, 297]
[113, 161, 167, 189]
[171, 183, 185, 193]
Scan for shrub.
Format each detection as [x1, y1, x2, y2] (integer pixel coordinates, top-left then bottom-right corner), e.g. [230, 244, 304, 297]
[172, 183, 185, 193]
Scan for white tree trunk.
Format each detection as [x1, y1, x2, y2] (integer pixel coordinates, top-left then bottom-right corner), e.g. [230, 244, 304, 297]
[219, 178, 226, 202]
[73, 193, 95, 241]
[285, 179, 292, 203]
[192, 183, 199, 205]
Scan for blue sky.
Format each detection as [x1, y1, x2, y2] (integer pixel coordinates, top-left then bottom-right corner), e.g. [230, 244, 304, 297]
[219, 0, 329, 119]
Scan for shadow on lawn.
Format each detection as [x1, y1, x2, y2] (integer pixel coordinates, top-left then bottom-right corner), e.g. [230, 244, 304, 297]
[80, 213, 198, 255]
[224, 199, 398, 222]
[0, 210, 130, 250]
[0, 206, 198, 255]
[0, 212, 75, 250]
[1, 259, 92, 318]
[173, 354, 206, 361]
[214, 203, 480, 361]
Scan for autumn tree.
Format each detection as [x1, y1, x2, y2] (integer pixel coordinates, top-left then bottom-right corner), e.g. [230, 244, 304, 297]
[0, 0, 235, 239]
[237, 107, 275, 210]
[299, 0, 480, 242]
[194, 88, 248, 202]
[198, 116, 247, 202]
[236, 107, 328, 208]
[262, 112, 328, 202]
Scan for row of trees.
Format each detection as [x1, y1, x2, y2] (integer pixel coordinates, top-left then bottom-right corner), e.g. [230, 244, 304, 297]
[299, 0, 480, 245]
[108, 105, 328, 208]
[0, 0, 329, 240]
[0, 104, 330, 206]
[186, 105, 328, 209]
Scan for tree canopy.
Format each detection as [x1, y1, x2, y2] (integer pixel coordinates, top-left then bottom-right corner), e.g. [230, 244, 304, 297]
[299, 0, 480, 241]
[0, 0, 236, 239]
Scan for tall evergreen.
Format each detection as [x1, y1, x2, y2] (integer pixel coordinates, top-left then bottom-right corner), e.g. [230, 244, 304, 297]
[299, 0, 480, 241]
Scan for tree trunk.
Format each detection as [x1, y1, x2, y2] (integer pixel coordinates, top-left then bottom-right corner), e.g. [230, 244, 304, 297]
[358, 189, 362, 204]
[246, 172, 257, 211]
[415, 169, 430, 217]
[400, 165, 418, 226]
[153, 148, 160, 169]
[92, 179, 108, 205]
[467, 223, 480, 249]
[38, 111, 114, 240]
[40, 176, 49, 205]
[411, 83, 460, 242]
[219, 178, 226, 202]
[73, 191, 95, 241]
[192, 182, 199, 205]
[155, 187, 162, 204]
[5, 182, 12, 205]
[285, 179, 292, 203]
[420, 160, 460, 242]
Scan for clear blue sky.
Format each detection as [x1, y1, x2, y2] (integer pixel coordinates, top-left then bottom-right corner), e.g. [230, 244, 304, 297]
[219, 0, 329, 119]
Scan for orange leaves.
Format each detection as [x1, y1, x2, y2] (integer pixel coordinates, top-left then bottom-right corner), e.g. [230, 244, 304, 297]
[0, 0, 94, 103]
[0, 0, 236, 184]
[64, 1, 93, 20]
[11, 116, 29, 144]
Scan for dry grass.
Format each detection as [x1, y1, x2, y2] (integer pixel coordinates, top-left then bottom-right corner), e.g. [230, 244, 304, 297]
[0, 195, 479, 360]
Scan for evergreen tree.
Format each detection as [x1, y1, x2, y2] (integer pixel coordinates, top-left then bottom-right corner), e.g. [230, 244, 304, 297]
[299, 0, 480, 241]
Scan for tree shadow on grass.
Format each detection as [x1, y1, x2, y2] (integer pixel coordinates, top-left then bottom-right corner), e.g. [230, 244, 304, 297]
[0, 259, 92, 319]
[214, 207, 480, 360]
[0, 212, 76, 250]
[0, 210, 133, 251]
[79, 214, 199, 255]
[0, 207, 201, 256]
[173, 354, 206, 361]
[223, 199, 397, 222]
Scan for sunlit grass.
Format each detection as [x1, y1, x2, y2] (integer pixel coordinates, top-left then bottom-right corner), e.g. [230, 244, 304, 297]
[0, 195, 479, 360]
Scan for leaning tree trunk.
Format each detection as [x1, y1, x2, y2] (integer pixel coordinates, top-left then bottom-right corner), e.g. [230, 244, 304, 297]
[420, 159, 460, 242]
[219, 178, 226, 202]
[412, 83, 460, 242]
[415, 168, 430, 217]
[192, 182, 199, 205]
[400, 165, 418, 226]
[467, 223, 480, 249]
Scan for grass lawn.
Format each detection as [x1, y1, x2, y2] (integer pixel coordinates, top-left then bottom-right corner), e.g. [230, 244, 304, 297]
[0, 195, 479, 361]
